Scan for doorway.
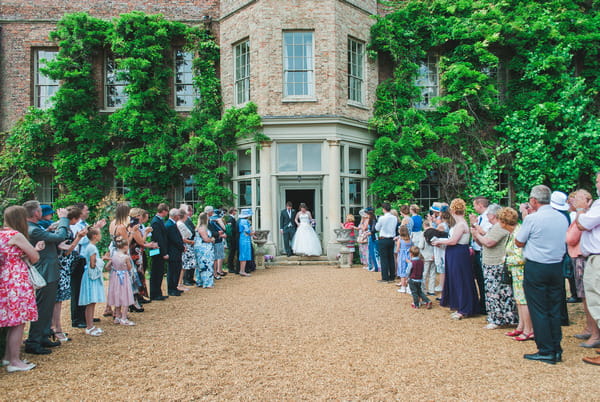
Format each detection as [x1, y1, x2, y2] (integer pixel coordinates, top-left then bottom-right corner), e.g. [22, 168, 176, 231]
[285, 189, 315, 215]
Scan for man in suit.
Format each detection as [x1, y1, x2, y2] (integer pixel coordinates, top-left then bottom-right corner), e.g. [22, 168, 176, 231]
[23, 200, 69, 355]
[280, 201, 297, 257]
[165, 208, 185, 296]
[226, 207, 240, 274]
[150, 203, 169, 300]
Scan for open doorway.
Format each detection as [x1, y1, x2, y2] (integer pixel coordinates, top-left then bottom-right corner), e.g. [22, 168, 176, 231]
[285, 189, 315, 215]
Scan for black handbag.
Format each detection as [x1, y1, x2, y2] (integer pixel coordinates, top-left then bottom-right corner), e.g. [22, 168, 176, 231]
[70, 253, 87, 275]
[500, 235, 513, 285]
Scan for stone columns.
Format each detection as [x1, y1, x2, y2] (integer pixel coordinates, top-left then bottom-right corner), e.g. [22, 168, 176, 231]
[326, 139, 341, 259]
[259, 141, 276, 258]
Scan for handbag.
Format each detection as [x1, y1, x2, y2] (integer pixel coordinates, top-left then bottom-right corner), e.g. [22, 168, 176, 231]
[25, 260, 47, 290]
[500, 236, 512, 285]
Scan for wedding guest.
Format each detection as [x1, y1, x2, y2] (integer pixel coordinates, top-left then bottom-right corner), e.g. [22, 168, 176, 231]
[396, 225, 412, 293]
[516, 185, 568, 364]
[106, 236, 136, 326]
[165, 209, 185, 297]
[176, 207, 195, 292]
[418, 219, 436, 295]
[149, 203, 169, 301]
[129, 208, 157, 308]
[406, 246, 432, 309]
[24, 201, 69, 355]
[238, 209, 255, 277]
[376, 203, 397, 282]
[433, 199, 480, 320]
[194, 212, 215, 288]
[470, 196, 491, 315]
[105, 204, 131, 316]
[226, 207, 240, 274]
[357, 209, 370, 269]
[180, 204, 197, 285]
[1, 206, 43, 372]
[79, 228, 106, 336]
[365, 208, 379, 273]
[471, 205, 518, 330]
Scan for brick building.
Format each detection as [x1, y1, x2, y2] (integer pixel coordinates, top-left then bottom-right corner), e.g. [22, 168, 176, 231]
[0, 0, 390, 257]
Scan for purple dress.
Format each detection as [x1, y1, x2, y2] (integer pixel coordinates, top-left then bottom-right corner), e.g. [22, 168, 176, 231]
[440, 225, 480, 316]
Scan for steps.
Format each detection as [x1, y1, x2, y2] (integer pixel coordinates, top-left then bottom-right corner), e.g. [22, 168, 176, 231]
[266, 255, 339, 266]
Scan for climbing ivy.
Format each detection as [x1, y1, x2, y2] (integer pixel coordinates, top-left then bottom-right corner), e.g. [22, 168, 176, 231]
[0, 11, 265, 211]
[369, 0, 600, 204]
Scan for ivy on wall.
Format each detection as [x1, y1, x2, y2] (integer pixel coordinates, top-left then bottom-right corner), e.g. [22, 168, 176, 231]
[0, 11, 265, 211]
[369, 0, 600, 204]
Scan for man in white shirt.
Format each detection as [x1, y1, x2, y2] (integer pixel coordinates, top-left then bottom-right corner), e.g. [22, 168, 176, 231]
[469, 196, 491, 314]
[375, 203, 397, 282]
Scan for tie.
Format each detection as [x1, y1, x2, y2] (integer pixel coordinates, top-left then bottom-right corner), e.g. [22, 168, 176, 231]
[478, 216, 482, 225]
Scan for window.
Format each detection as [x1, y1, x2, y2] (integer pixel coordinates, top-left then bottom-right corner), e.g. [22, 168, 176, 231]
[234, 40, 250, 105]
[34, 50, 59, 109]
[349, 147, 362, 174]
[179, 175, 201, 205]
[105, 56, 129, 109]
[277, 143, 298, 172]
[348, 38, 364, 104]
[414, 55, 439, 110]
[283, 31, 314, 98]
[35, 173, 57, 205]
[175, 50, 199, 109]
[239, 180, 252, 207]
[417, 171, 440, 211]
[113, 178, 130, 198]
[349, 179, 362, 205]
[238, 149, 251, 176]
[302, 143, 321, 171]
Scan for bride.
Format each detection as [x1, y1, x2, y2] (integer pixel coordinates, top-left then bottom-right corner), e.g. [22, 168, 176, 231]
[291, 203, 322, 256]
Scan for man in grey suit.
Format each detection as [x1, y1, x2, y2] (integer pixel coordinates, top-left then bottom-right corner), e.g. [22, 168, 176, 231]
[280, 201, 297, 257]
[23, 200, 69, 355]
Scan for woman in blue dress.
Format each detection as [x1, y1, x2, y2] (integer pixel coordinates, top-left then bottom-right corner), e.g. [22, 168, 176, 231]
[194, 212, 215, 288]
[238, 209, 255, 277]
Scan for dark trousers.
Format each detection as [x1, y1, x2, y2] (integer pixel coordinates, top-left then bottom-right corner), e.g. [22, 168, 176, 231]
[282, 227, 295, 256]
[167, 259, 182, 293]
[70, 262, 86, 325]
[227, 237, 240, 273]
[523, 260, 563, 355]
[150, 255, 166, 298]
[409, 279, 431, 306]
[472, 250, 487, 314]
[377, 238, 395, 281]
[26, 280, 58, 348]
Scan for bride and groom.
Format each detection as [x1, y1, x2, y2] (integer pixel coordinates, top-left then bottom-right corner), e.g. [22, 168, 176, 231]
[280, 201, 322, 256]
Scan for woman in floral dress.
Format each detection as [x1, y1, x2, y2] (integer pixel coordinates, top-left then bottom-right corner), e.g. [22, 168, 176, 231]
[194, 213, 215, 288]
[0, 206, 43, 372]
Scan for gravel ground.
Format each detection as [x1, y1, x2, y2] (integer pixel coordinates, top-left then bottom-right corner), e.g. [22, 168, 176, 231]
[1, 265, 596, 400]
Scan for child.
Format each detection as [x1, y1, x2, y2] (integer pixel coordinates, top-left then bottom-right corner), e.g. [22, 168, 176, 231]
[396, 225, 412, 293]
[406, 246, 432, 309]
[342, 213, 358, 246]
[79, 227, 106, 336]
[106, 236, 136, 326]
[418, 219, 436, 295]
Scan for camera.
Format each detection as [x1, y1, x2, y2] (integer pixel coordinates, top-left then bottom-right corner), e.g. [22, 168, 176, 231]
[130, 217, 140, 227]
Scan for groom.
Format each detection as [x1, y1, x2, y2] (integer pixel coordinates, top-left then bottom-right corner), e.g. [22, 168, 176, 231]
[280, 201, 297, 257]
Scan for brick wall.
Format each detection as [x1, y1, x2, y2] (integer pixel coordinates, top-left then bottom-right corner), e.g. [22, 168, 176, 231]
[0, 0, 219, 132]
[219, 0, 377, 123]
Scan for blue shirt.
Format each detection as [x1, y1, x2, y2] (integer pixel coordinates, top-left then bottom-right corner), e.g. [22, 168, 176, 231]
[516, 205, 568, 264]
[411, 215, 423, 232]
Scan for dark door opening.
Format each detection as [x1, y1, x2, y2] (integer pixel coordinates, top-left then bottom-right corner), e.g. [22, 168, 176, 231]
[285, 189, 315, 216]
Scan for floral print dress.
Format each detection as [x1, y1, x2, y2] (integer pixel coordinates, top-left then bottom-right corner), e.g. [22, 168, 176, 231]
[0, 229, 38, 327]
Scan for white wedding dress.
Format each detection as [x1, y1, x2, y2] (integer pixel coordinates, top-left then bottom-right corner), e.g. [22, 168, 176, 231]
[291, 212, 322, 256]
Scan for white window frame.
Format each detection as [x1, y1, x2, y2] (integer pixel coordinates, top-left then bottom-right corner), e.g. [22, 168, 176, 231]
[347, 38, 365, 105]
[234, 40, 250, 105]
[282, 31, 315, 100]
[174, 50, 199, 110]
[414, 55, 439, 110]
[34, 50, 59, 109]
[104, 55, 129, 110]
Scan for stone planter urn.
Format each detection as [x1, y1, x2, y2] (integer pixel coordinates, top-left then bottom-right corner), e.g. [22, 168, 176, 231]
[333, 228, 355, 268]
[252, 230, 270, 269]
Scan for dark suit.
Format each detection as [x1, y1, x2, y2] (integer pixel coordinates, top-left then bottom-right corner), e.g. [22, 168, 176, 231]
[25, 217, 69, 349]
[226, 214, 240, 273]
[165, 218, 185, 293]
[150, 214, 168, 299]
[280, 208, 297, 256]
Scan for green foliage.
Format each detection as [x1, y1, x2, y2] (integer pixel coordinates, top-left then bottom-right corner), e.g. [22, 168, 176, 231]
[0, 12, 265, 212]
[370, 0, 600, 205]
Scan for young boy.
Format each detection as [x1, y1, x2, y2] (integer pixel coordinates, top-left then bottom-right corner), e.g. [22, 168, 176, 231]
[406, 246, 432, 309]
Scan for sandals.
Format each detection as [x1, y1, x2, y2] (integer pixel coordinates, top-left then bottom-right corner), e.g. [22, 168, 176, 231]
[450, 312, 464, 320]
[119, 318, 136, 326]
[85, 326, 103, 336]
[505, 329, 523, 337]
[514, 332, 535, 341]
[54, 332, 71, 342]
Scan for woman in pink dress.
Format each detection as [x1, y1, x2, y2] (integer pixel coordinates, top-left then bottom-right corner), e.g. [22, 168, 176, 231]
[0, 206, 43, 372]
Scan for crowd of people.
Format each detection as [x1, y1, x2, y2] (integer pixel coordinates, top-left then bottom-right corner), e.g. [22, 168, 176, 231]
[354, 179, 600, 366]
[0, 200, 257, 373]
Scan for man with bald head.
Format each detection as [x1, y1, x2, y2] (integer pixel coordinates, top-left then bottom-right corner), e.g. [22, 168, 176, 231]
[165, 208, 185, 296]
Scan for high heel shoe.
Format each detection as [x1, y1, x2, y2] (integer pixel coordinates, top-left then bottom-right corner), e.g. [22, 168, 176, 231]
[129, 304, 144, 313]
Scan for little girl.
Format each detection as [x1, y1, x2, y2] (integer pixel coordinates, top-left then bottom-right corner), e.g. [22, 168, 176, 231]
[396, 225, 412, 293]
[106, 236, 135, 326]
[79, 227, 106, 336]
[406, 246, 432, 309]
[342, 214, 357, 246]
[418, 219, 436, 295]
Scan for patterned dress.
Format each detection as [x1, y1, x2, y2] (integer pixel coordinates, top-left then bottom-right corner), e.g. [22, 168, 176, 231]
[79, 244, 106, 306]
[56, 228, 75, 302]
[397, 239, 412, 277]
[107, 250, 135, 307]
[506, 225, 526, 305]
[177, 220, 197, 271]
[194, 228, 214, 288]
[0, 229, 38, 326]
